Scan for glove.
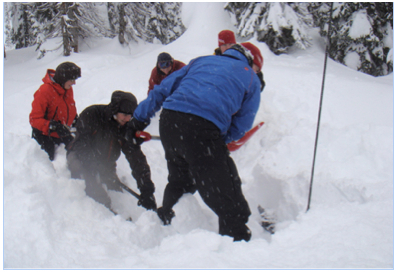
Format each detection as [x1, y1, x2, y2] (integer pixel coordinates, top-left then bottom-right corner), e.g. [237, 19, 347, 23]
[49, 120, 71, 138]
[125, 117, 149, 145]
[128, 117, 149, 131]
[137, 191, 157, 211]
[157, 207, 175, 225]
[125, 127, 145, 146]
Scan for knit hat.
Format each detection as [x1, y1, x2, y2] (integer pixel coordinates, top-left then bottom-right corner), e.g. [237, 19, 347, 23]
[53, 62, 81, 86]
[241, 42, 263, 70]
[110, 90, 137, 115]
[218, 30, 236, 47]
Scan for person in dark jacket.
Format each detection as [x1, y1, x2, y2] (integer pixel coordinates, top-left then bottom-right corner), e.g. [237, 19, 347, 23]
[128, 43, 263, 242]
[147, 52, 186, 95]
[30, 62, 81, 161]
[67, 91, 156, 214]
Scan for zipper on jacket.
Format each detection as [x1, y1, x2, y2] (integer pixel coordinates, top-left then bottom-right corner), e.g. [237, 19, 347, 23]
[63, 90, 70, 125]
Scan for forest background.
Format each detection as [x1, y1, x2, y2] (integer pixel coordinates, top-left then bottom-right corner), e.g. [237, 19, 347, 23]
[3, 2, 394, 77]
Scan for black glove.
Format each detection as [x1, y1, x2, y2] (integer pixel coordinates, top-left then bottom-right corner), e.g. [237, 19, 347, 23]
[138, 190, 157, 211]
[49, 120, 71, 138]
[125, 127, 145, 146]
[125, 117, 149, 145]
[128, 117, 149, 131]
[157, 207, 175, 225]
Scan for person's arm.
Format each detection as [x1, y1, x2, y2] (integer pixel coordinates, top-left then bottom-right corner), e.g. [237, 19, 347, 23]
[224, 78, 261, 144]
[29, 86, 52, 134]
[134, 62, 192, 124]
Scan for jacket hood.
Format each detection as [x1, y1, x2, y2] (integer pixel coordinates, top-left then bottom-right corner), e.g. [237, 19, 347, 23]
[42, 69, 56, 84]
[42, 69, 67, 95]
[108, 90, 138, 115]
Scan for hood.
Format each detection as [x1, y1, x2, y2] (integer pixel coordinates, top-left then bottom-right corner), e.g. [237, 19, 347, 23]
[108, 90, 138, 115]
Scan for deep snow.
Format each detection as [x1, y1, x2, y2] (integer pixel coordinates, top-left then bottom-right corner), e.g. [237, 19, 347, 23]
[3, 2, 394, 270]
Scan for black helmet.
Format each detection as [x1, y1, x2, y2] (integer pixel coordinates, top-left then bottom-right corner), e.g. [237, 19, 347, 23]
[53, 62, 81, 86]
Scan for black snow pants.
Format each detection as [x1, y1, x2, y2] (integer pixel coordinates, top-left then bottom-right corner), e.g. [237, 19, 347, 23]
[67, 151, 123, 211]
[32, 127, 73, 161]
[159, 109, 251, 241]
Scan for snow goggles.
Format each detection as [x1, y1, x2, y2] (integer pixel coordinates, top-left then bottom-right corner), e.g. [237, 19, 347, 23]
[159, 61, 172, 69]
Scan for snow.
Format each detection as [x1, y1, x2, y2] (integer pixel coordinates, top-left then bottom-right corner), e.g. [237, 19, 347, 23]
[3, 2, 394, 271]
[349, 9, 373, 39]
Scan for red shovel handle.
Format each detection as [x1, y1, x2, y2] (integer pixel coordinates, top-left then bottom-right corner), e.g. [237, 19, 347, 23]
[135, 131, 152, 142]
[227, 122, 264, 151]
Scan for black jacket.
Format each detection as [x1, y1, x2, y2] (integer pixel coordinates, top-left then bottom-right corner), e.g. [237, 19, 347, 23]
[68, 99, 154, 193]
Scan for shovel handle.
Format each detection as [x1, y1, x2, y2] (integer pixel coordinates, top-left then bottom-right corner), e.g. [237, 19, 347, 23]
[135, 131, 161, 141]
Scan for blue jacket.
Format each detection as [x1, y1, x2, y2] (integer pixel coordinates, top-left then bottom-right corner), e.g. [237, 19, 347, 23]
[134, 48, 261, 143]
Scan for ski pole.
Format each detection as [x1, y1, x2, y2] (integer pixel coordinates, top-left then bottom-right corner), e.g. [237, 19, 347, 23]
[307, 2, 334, 212]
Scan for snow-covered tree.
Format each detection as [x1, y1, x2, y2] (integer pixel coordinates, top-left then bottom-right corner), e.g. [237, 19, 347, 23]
[36, 2, 111, 56]
[313, 2, 393, 76]
[225, 2, 312, 55]
[38, 2, 111, 57]
[4, 3, 14, 50]
[108, 2, 186, 46]
[146, 2, 186, 44]
[8, 3, 40, 49]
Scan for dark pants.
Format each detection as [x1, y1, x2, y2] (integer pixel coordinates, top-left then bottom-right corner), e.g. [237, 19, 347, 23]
[67, 151, 123, 210]
[159, 109, 251, 241]
[32, 127, 73, 161]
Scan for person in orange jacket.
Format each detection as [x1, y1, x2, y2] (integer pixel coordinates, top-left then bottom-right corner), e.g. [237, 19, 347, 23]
[29, 62, 81, 161]
[147, 52, 185, 95]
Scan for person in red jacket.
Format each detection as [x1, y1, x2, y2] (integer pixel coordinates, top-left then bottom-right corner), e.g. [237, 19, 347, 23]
[147, 52, 185, 95]
[29, 62, 81, 161]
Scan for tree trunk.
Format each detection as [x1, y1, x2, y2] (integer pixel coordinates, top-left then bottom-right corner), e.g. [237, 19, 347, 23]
[60, 2, 71, 56]
[68, 3, 79, 53]
[118, 3, 127, 45]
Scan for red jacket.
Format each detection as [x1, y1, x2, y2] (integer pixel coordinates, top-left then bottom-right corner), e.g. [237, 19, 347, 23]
[29, 69, 77, 138]
[147, 60, 186, 94]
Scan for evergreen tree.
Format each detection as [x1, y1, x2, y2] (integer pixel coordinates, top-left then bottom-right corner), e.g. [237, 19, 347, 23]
[4, 3, 14, 50]
[32, 2, 59, 51]
[147, 2, 186, 44]
[313, 2, 393, 76]
[8, 3, 39, 49]
[40, 2, 111, 57]
[108, 2, 186, 45]
[225, 2, 312, 55]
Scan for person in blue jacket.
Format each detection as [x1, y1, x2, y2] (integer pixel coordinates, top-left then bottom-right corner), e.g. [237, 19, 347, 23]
[128, 43, 264, 242]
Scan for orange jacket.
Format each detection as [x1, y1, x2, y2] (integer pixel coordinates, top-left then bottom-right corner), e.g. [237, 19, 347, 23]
[29, 69, 77, 138]
[147, 60, 186, 95]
